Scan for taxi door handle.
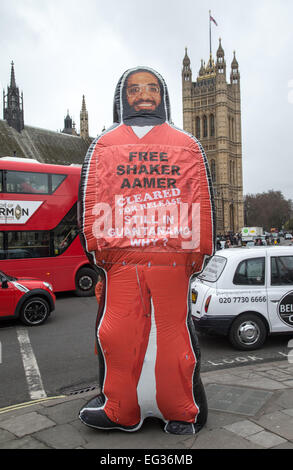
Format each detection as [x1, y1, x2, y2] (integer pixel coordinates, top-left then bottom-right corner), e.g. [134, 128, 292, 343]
[270, 299, 280, 303]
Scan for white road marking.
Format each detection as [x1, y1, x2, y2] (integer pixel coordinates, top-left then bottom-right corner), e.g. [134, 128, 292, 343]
[16, 328, 47, 400]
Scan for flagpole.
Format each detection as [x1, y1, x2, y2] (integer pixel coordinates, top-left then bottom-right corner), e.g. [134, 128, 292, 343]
[209, 10, 212, 64]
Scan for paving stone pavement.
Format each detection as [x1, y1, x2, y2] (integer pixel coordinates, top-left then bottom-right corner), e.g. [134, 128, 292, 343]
[0, 360, 293, 451]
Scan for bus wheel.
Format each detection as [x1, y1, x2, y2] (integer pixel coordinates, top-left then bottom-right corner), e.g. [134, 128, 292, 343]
[75, 268, 97, 297]
[20, 297, 50, 326]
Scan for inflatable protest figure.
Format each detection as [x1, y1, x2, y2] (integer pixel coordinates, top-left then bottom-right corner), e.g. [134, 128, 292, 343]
[78, 67, 215, 434]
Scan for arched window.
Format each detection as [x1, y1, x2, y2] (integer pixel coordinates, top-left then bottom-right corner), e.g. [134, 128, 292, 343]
[229, 160, 236, 184]
[229, 204, 235, 233]
[211, 159, 216, 183]
[196, 117, 200, 139]
[203, 115, 208, 138]
[210, 114, 215, 137]
[229, 160, 233, 184]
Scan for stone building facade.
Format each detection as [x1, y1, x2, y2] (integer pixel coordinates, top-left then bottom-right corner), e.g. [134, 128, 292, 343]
[182, 39, 244, 234]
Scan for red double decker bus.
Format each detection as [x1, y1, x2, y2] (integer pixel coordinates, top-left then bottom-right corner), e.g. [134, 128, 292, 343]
[0, 157, 98, 296]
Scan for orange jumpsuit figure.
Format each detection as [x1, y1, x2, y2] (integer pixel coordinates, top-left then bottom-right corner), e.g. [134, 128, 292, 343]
[78, 67, 215, 434]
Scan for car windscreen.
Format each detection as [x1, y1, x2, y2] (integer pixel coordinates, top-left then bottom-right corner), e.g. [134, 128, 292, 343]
[198, 255, 227, 282]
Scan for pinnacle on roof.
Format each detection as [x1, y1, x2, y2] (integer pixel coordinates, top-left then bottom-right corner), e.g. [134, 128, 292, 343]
[199, 59, 205, 76]
[10, 61, 16, 88]
[81, 95, 87, 112]
[183, 47, 190, 66]
[231, 51, 239, 68]
[217, 37, 224, 56]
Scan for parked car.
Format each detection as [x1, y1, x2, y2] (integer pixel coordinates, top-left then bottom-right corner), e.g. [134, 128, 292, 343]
[285, 233, 293, 240]
[0, 270, 55, 326]
[190, 246, 293, 350]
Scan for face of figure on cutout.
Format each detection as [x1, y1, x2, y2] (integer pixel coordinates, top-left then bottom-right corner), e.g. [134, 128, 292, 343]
[126, 71, 162, 113]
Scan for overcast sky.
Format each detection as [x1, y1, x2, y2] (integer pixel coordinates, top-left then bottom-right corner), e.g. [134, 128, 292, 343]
[1, 0, 293, 201]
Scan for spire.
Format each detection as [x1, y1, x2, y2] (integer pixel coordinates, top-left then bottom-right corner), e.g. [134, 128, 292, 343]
[216, 38, 226, 78]
[80, 95, 89, 139]
[217, 38, 224, 57]
[62, 110, 73, 134]
[65, 110, 72, 128]
[72, 120, 77, 136]
[231, 50, 239, 68]
[82, 95, 86, 111]
[230, 51, 240, 85]
[3, 61, 24, 132]
[10, 61, 16, 88]
[199, 59, 205, 76]
[183, 47, 190, 67]
[182, 47, 192, 82]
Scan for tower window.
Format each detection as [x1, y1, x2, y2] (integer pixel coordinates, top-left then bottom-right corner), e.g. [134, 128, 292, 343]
[211, 159, 216, 183]
[229, 160, 236, 185]
[203, 115, 208, 138]
[210, 114, 215, 137]
[196, 117, 200, 139]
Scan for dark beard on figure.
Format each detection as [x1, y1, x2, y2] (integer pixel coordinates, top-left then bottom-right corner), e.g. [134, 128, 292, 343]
[123, 102, 165, 127]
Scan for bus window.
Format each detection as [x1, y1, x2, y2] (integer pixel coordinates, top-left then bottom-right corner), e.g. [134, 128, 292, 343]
[6, 171, 49, 194]
[6, 231, 50, 258]
[0, 171, 3, 192]
[52, 174, 66, 192]
[53, 204, 78, 255]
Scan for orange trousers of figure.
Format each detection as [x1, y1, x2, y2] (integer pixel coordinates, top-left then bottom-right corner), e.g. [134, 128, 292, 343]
[95, 263, 199, 427]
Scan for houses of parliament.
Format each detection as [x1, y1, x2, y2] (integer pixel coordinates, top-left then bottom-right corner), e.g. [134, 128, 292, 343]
[182, 39, 244, 234]
[0, 40, 244, 234]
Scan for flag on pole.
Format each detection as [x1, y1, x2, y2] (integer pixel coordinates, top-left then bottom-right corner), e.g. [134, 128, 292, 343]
[210, 14, 218, 26]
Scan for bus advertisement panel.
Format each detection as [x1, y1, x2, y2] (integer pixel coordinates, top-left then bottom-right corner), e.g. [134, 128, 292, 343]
[0, 157, 98, 296]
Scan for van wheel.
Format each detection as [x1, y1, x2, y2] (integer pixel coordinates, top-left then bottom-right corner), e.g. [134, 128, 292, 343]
[229, 313, 267, 350]
[20, 297, 50, 326]
[75, 267, 97, 297]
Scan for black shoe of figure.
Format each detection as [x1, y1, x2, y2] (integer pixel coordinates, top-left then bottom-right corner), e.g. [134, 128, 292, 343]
[79, 394, 140, 431]
[165, 379, 208, 435]
[165, 421, 196, 435]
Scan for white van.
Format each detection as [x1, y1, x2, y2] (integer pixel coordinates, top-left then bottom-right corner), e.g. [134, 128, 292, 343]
[190, 246, 293, 350]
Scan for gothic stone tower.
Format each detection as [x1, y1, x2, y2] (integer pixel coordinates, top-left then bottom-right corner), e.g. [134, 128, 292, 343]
[62, 110, 77, 136]
[182, 40, 244, 234]
[80, 95, 89, 139]
[3, 61, 24, 133]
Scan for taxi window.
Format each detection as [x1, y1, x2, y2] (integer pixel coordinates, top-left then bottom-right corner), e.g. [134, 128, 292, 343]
[233, 257, 265, 285]
[198, 255, 227, 282]
[271, 256, 293, 285]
